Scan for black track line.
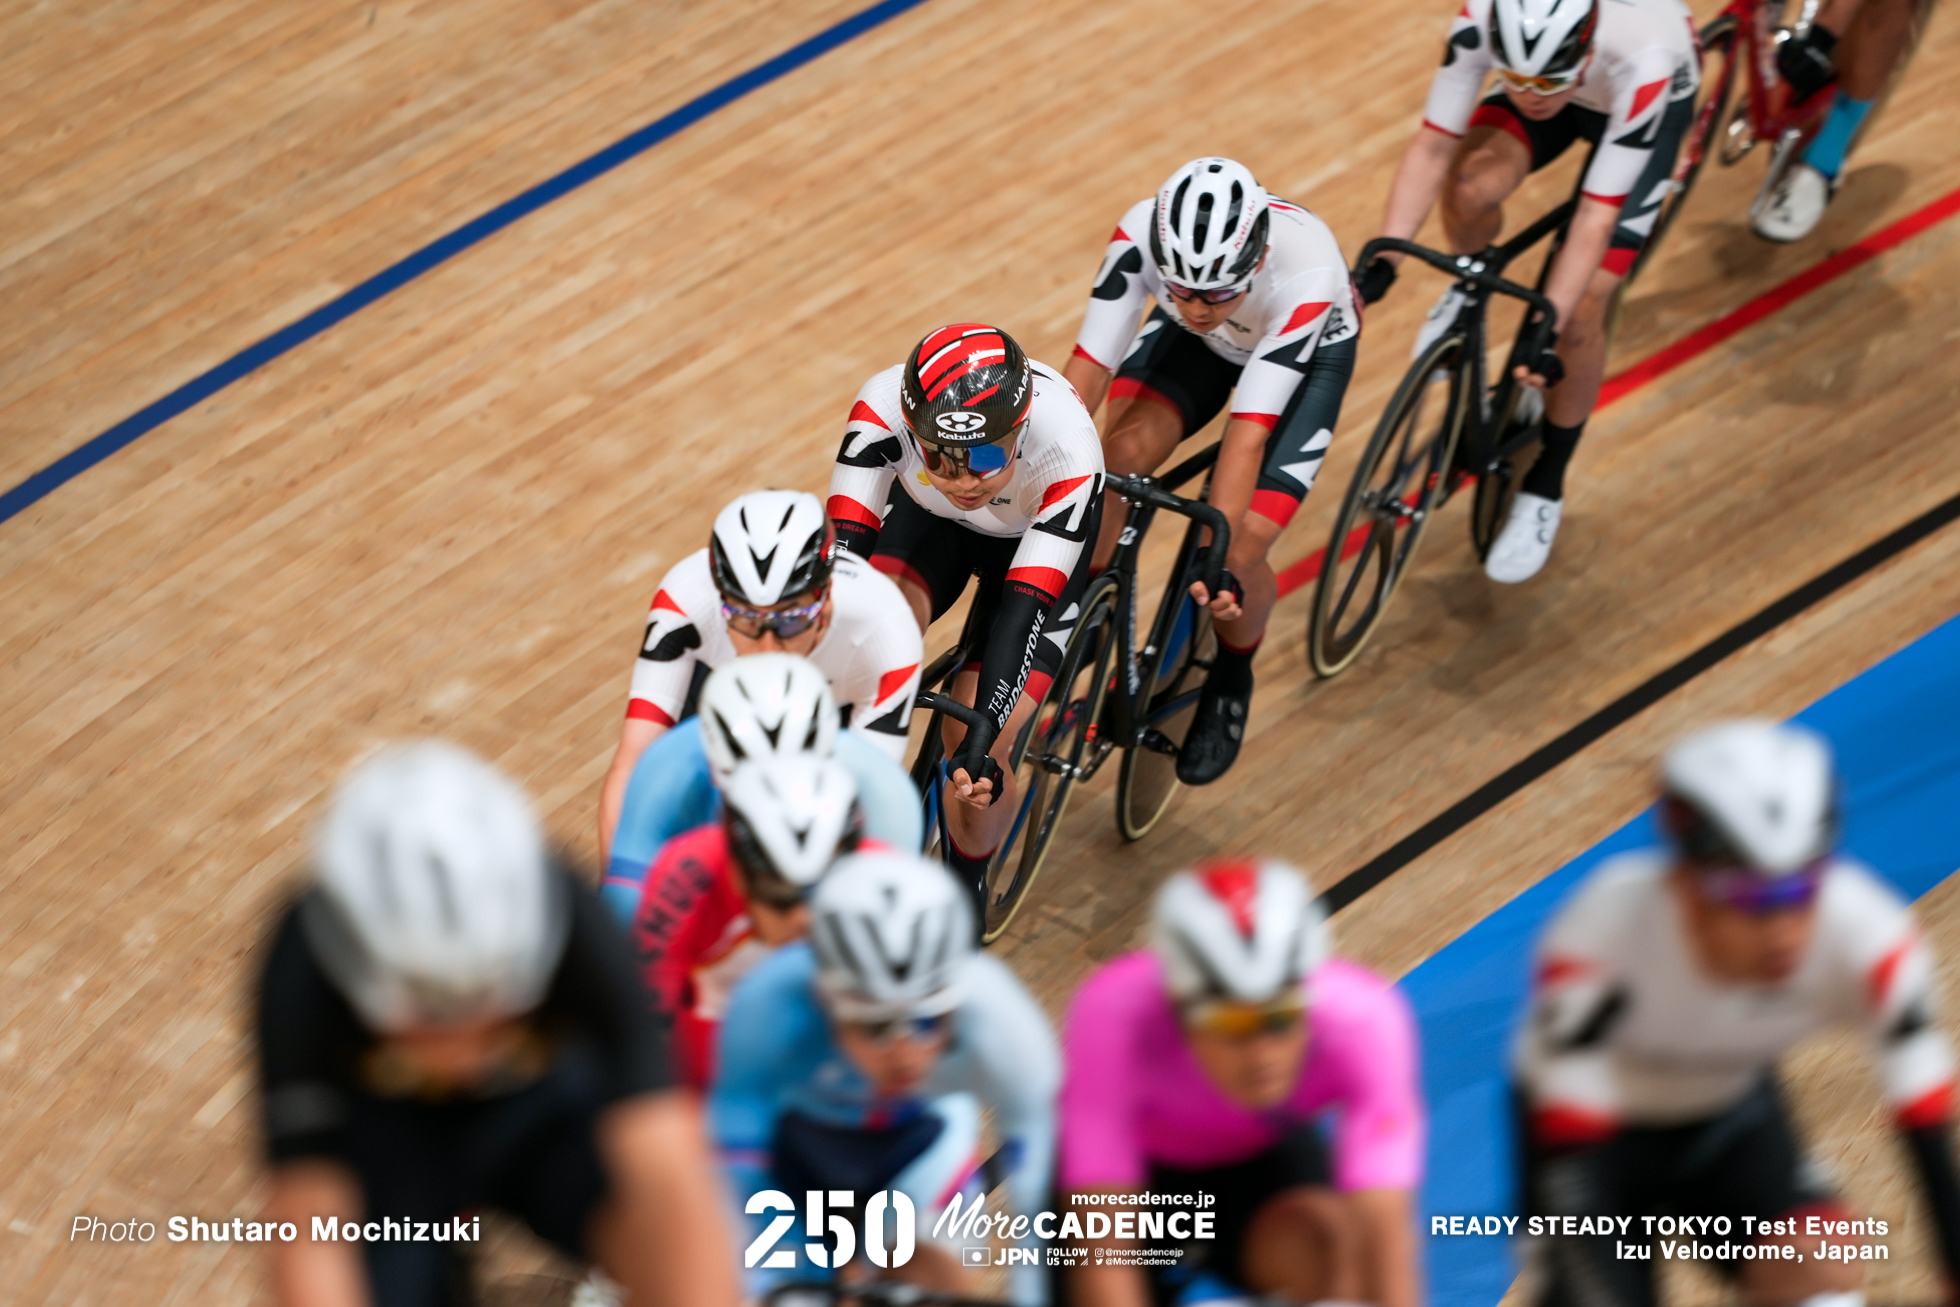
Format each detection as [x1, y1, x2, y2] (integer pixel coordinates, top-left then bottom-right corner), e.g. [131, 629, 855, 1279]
[1321, 484, 1960, 914]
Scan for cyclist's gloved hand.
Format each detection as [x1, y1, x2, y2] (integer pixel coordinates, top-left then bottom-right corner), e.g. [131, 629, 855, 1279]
[952, 727, 1004, 804]
[1212, 568, 1244, 610]
[1355, 256, 1397, 305]
[1777, 24, 1838, 102]
[1528, 343, 1566, 389]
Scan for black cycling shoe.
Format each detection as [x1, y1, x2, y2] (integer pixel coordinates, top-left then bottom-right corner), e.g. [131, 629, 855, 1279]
[1176, 677, 1251, 785]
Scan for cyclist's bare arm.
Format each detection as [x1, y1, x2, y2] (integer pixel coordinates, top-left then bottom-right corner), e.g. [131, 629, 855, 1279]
[592, 1092, 742, 1307]
[1377, 126, 1462, 261]
[1513, 197, 1621, 388]
[598, 717, 668, 864]
[1063, 354, 1114, 419]
[1354, 1188, 1421, 1307]
[265, 1161, 367, 1307]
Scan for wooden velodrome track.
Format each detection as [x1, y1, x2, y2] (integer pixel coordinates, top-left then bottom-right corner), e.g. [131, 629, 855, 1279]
[4, 0, 1958, 1300]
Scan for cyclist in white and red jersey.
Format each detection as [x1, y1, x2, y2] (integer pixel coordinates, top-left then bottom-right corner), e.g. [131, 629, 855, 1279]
[1059, 860, 1424, 1307]
[1516, 720, 1960, 1307]
[1063, 157, 1360, 785]
[1362, 0, 1698, 584]
[828, 323, 1103, 889]
[596, 489, 921, 864]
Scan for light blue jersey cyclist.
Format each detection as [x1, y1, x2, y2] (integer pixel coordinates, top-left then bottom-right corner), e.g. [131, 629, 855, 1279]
[710, 853, 1057, 1306]
[601, 718, 922, 922]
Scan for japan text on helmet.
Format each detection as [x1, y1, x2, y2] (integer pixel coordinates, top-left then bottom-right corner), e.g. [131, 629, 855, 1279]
[698, 653, 839, 784]
[810, 851, 974, 1020]
[303, 741, 569, 1032]
[899, 324, 1034, 450]
[722, 754, 863, 895]
[1150, 158, 1271, 291]
[1488, 0, 1600, 80]
[709, 490, 835, 607]
[1153, 859, 1329, 1005]
[1660, 720, 1838, 873]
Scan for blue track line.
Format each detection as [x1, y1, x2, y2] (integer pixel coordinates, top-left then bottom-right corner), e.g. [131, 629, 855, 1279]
[0, 0, 934, 527]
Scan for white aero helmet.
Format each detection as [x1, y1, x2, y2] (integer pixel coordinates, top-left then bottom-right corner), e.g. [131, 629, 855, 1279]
[810, 851, 974, 1020]
[698, 653, 839, 783]
[1151, 158, 1271, 290]
[1661, 720, 1837, 873]
[708, 489, 835, 607]
[722, 754, 863, 895]
[303, 741, 568, 1032]
[1153, 859, 1329, 1005]
[1489, 0, 1599, 81]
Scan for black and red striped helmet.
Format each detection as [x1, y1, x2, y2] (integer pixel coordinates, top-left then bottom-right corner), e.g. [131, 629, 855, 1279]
[899, 324, 1034, 449]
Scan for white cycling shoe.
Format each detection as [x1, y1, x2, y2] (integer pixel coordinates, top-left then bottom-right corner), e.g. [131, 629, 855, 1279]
[1413, 285, 1468, 363]
[1751, 162, 1836, 243]
[1485, 492, 1563, 584]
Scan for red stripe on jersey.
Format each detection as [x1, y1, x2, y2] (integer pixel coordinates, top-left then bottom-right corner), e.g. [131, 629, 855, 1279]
[626, 698, 676, 726]
[1531, 1105, 1617, 1148]
[1072, 343, 1108, 370]
[964, 383, 999, 407]
[1021, 670, 1053, 707]
[877, 663, 919, 704]
[1628, 78, 1669, 121]
[1455, 1, 1471, 15]
[1600, 246, 1638, 277]
[827, 495, 881, 529]
[1281, 301, 1332, 335]
[1250, 488, 1301, 527]
[651, 589, 686, 614]
[1899, 1082, 1955, 1130]
[1038, 474, 1092, 511]
[1421, 118, 1464, 140]
[1470, 101, 1531, 151]
[1868, 933, 1917, 1008]
[1535, 955, 1597, 987]
[848, 400, 890, 430]
[1109, 377, 1179, 413]
[1229, 411, 1280, 431]
[1006, 566, 1068, 598]
[1582, 190, 1630, 208]
[1110, 225, 1129, 244]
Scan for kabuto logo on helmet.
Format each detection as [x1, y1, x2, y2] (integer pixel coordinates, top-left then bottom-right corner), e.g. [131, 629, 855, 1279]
[936, 412, 988, 435]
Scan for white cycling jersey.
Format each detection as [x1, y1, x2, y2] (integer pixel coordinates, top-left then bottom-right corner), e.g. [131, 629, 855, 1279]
[1072, 197, 1359, 427]
[1515, 853, 1956, 1140]
[1423, 0, 1699, 206]
[624, 549, 922, 758]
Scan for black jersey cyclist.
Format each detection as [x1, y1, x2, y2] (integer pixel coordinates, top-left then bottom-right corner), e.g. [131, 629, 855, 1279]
[254, 742, 738, 1307]
[1517, 721, 1960, 1307]
[828, 323, 1104, 889]
[1062, 157, 1360, 785]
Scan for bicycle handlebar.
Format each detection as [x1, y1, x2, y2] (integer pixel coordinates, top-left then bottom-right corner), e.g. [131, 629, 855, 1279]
[1356, 237, 1559, 336]
[1104, 472, 1231, 600]
[916, 689, 989, 734]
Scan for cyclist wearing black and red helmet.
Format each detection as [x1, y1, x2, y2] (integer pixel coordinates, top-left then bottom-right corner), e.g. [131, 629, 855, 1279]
[1362, 0, 1698, 584]
[828, 323, 1103, 891]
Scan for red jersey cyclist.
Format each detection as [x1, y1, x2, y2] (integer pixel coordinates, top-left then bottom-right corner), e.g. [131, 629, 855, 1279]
[1063, 157, 1360, 785]
[1059, 860, 1424, 1307]
[597, 489, 921, 865]
[631, 751, 869, 1092]
[1361, 0, 1698, 583]
[828, 323, 1103, 891]
[1517, 721, 1960, 1307]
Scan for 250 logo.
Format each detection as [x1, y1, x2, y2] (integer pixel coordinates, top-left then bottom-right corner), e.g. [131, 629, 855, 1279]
[744, 1190, 917, 1269]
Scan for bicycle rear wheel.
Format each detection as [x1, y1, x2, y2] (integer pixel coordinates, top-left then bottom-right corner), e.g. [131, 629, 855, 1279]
[1116, 561, 1216, 842]
[1628, 13, 1738, 282]
[975, 573, 1120, 943]
[1308, 334, 1467, 677]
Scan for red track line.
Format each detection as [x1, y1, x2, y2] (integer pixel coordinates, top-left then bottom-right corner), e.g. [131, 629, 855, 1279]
[1273, 182, 1960, 600]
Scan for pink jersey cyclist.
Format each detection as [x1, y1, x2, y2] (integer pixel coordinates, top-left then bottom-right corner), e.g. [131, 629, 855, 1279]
[1423, 0, 1700, 273]
[1062, 952, 1423, 1191]
[1057, 861, 1424, 1307]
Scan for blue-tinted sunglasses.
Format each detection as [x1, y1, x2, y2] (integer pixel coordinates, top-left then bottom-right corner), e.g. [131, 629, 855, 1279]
[915, 422, 1023, 479]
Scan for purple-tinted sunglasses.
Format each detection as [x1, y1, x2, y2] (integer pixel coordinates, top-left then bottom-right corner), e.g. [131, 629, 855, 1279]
[1693, 859, 1827, 915]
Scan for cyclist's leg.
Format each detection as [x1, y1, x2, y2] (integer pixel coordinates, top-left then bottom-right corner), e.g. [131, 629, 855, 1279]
[836, 727, 927, 853]
[1092, 309, 1237, 568]
[603, 718, 716, 924]
[1437, 99, 1544, 253]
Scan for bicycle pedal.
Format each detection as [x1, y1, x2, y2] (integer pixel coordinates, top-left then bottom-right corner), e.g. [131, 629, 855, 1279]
[1139, 728, 1179, 756]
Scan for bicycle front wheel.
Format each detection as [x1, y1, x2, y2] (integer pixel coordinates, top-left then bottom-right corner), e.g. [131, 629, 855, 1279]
[977, 573, 1121, 943]
[1308, 334, 1467, 677]
[1115, 567, 1216, 842]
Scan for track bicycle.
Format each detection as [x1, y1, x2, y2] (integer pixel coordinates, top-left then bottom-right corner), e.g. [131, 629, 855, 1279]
[1693, 0, 1935, 236]
[909, 451, 1231, 943]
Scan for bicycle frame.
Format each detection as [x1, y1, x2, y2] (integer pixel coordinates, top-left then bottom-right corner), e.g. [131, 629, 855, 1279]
[1718, 0, 1829, 168]
[1355, 207, 1567, 488]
